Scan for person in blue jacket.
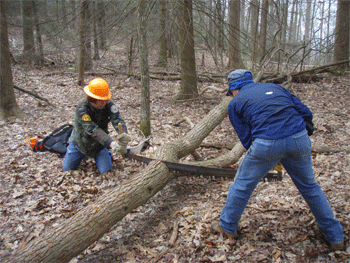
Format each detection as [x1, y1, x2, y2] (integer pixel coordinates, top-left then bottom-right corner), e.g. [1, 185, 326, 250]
[211, 69, 344, 251]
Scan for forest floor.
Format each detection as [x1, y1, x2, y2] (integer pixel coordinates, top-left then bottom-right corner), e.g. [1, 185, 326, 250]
[0, 58, 350, 263]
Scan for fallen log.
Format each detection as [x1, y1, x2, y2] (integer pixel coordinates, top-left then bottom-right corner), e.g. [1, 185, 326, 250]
[5, 96, 234, 263]
[14, 85, 51, 105]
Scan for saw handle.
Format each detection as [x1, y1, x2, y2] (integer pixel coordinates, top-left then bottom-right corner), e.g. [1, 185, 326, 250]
[118, 123, 123, 135]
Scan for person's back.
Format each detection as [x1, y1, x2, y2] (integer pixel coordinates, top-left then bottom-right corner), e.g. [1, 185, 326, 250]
[229, 82, 312, 149]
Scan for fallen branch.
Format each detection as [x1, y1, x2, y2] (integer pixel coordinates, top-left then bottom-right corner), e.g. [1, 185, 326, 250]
[169, 218, 179, 247]
[175, 117, 194, 128]
[14, 85, 51, 105]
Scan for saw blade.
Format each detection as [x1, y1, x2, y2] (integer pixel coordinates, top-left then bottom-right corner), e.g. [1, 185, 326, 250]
[125, 153, 282, 181]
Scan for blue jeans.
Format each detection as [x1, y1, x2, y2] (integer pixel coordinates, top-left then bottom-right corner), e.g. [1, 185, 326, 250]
[220, 130, 344, 244]
[62, 142, 112, 174]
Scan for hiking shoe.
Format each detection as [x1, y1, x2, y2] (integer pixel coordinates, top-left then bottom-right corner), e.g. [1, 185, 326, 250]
[211, 220, 238, 240]
[330, 241, 345, 251]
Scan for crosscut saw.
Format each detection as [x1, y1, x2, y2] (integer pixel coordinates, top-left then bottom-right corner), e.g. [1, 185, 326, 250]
[118, 124, 282, 182]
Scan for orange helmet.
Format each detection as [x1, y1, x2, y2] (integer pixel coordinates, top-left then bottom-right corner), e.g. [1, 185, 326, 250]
[84, 78, 112, 100]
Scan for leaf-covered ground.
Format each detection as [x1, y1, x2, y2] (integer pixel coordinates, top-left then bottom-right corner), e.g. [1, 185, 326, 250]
[0, 60, 350, 262]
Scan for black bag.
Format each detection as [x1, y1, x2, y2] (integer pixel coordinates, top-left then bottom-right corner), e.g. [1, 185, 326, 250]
[33, 124, 74, 157]
[305, 119, 314, 136]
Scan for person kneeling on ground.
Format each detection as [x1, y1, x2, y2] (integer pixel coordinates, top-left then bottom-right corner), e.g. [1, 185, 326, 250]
[212, 69, 345, 251]
[63, 78, 130, 174]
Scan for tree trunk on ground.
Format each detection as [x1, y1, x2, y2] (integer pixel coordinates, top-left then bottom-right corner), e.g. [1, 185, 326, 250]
[187, 142, 246, 168]
[6, 96, 234, 263]
[137, 0, 151, 137]
[173, 0, 198, 101]
[0, 1, 25, 119]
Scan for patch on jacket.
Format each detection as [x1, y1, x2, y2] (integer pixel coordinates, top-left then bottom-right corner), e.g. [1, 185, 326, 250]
[82, 114, 91, 121]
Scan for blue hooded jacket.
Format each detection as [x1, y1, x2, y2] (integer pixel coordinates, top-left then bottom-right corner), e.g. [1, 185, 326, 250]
[228, 82, 313, 149]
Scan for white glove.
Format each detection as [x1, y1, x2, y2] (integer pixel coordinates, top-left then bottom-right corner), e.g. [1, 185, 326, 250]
[109, 141, 121, 154]
[116, 133, 131, 154]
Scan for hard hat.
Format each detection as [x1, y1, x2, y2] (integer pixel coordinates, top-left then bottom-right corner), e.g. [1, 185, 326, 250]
[226, 69, 254, 95]
[84, 78, 112, 100]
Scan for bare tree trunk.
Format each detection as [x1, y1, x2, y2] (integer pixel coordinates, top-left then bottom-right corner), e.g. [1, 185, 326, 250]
[137, 0, 151, 137]
[333, 0, 350, 67]
[92, 0, 100, 60]
[227, 0, 245, 70]
[97, 1, 106, 50]
[77, 0, 87, 86]
[84, 1, 92, 71]
[0, 1, 25, 119]
[258, 0, 268, 64]
[157, 0, 168, 67]
[6, 96, 234, 263]
[33, 1, 44, 65]
[249, 0, 259, 70]
[22, 0, 35, 64]
[173, 0, 198, 101]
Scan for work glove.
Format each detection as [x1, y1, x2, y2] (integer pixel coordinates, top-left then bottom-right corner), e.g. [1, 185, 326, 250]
[109, 141, 121, 154]
[110, 133, 131, 155]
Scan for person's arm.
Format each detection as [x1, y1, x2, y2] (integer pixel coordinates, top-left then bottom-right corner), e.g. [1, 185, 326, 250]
[76, 106, 113, 148]
[228, 102, 252, 150]
[108, 102, 128, 133]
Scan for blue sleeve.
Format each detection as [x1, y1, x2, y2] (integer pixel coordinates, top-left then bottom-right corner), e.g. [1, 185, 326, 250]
[228, 101, 252, 150]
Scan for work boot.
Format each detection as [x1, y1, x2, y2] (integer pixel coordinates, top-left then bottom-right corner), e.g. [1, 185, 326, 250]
[330, 241, 345, 252]
[211, 220, 238, 240]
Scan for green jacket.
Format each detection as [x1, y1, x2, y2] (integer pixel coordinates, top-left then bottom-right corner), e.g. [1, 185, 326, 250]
[70, 99, 127, 157]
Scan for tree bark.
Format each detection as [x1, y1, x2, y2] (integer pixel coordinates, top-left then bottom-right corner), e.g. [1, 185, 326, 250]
[22, 0, 35, 64]
[173, 0, 198, 101]
[77, 0, 87, 86]
[137, 0, 151, 137]
[0, 1, 25, 119]
[333, 0, 350, 67]
[258, 0, 268, 63]
[6, 96, 233, 263]
[227, 0, 245, 70]
[157, 0, 168, 67]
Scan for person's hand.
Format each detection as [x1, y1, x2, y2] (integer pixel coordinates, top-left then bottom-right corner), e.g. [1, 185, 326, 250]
[116, 133, 131, 154]
[109, 141, 120, 154]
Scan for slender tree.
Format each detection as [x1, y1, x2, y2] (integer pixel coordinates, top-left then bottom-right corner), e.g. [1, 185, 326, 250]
[92, 1, 100, 60]
[84, 1, 92, 71]
[333, 0, 350, 67]
[258, 0, 269, 64]
[0, 0, 24, 119]
[33, 1, 44, 65]
[157, 0, 168, 67]
[249, 0, 259, 69]
[173, 0, 198, 101]
[77, 0, 87, 85]
[22, 0, 35, 64]
[138, 0, 151, 136]
[227, 0, 245, 69]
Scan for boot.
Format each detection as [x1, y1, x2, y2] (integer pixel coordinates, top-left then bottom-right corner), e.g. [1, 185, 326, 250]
[211, 220, 238, 240]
